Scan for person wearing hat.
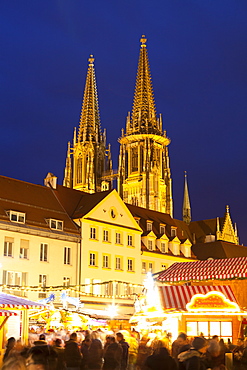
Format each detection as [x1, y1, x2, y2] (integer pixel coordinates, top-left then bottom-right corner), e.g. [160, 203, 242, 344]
[177, 336, 208, 370]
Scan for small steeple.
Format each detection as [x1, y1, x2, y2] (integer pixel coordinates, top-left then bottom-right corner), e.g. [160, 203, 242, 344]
[77, 55, 102, 143]
[63, 142, 72, 188]
[183, 171, 191, 224]
[130, 35, 160, 134]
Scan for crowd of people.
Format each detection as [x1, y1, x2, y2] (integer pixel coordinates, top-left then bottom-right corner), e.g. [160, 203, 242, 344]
[2, 328, 247, 370]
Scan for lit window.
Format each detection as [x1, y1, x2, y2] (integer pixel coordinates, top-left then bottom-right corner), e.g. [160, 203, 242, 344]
[148, 240, 153, 250]
[115, 257, 121, 270]
[160, 225, 165, 234]
[4, 238, 14, 257]
[128, 259, 133, 271]
[64, 247, 71, 265]
[149, 263, 153, 272]
[63, 277, 70, 287]
[49, 219, 63, 230]
[127, 235, 133, 246]
[39, 274, 47, 287]
[89, 253, 96, 266]
[103, 255, 109, 268]
[116, 232, 121, 244]
[9, 211, 25, 224]
[40, 243, 48, 262]
[142, 262, 146, 273]
[3, 271, 26, 286]
[171, 228, 177, 237]
[20, 240, 29, 259]
[161, 242, 166, 253]
[147, 222, 152, 231]
[103, 230, 109, 242]
[90, 227, 96, 239]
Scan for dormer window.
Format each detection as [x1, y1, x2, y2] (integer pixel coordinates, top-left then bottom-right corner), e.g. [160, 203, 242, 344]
[160, 224, 166, 234]
[49, 219, 63, 230]
[171, 227, 177, 237]
[9, 211, 25, 224]
[147, 221, 153, 231]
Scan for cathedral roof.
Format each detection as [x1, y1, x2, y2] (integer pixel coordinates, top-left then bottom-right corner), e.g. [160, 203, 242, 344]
[192, 240, 247, 260]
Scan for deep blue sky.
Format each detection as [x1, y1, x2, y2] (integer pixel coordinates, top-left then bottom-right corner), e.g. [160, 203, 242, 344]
[1, 1, 247, 244]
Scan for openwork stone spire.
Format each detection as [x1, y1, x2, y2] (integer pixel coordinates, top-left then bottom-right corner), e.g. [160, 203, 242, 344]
[78, 55, 101, 143]
[130, 35, 160, 134]
[183, 171, 191, 224]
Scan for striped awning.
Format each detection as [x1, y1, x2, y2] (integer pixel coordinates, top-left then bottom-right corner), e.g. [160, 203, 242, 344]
[159, 285, 237, 310]
[157, 257, 247, 283]
[0, 293, 48, 309]
[0, 309, 18, 317]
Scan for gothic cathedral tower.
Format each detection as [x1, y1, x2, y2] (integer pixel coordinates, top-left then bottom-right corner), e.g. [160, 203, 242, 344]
[118, 36, 173, 216]
[63, 56, 112, 193]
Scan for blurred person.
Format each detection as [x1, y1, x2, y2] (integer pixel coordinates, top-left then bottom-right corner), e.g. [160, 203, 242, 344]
[171, 333, 189, 359]
[136, 336, 152, 370]
[52, 338, 66, 370]
[81, 337, 91, 369]
[64, 332, 82, 370]
[33, 334, 47, 346]
[128, 333, 138, 370]
[178, 336, 208, 370]
[145, 343, 177, 370]
[205, 338, 225, 369]
[3, 337, 17, 362]
[103, 336, 122, 370]
[87, 331, 103, 370]
[116, 332, 129, 370]
[2, 355, 26, 370]
[26, 345, 58, 370]
[233, 337, 245, 370]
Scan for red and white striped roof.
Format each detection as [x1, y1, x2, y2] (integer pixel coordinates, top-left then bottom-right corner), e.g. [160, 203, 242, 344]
[157, 257, 247, 282]
[0, 293, 47, 309]
[0, 309, 18, 317]
[159, 285, 237, 310]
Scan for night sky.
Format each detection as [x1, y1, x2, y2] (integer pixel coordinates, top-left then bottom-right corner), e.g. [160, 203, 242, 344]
[1, 1, 247, 244]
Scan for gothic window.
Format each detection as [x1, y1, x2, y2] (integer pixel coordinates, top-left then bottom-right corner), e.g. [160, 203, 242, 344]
[76, 156, 82, 184]
[131, 147, 138, 172]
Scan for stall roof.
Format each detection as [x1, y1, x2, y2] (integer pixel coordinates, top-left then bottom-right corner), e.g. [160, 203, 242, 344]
[0, 293, 48, 309]
[0, 309, 18, 316]
[157, 256, 247, 282]
[159, 285, 237, 310]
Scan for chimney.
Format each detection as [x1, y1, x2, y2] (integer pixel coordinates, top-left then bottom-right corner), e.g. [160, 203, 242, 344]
[44, 173, 57, 189]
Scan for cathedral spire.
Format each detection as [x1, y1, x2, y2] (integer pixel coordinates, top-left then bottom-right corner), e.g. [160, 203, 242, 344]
[77, 55, 101, 143]
[183, 171, 191, 224]
[130, 35, 160, 134]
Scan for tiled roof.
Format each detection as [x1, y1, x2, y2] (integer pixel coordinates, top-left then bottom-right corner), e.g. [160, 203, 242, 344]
[159, 285, 237, 310]
[189, 218, 224, 243]
[192, 241, 247, 260]
[157, 256, 247, 282]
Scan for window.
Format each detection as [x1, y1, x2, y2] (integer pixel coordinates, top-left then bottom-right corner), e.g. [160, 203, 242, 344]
[89, 253, 96, 266]
[171, 227, 177, 237]
[39, 274, 47, 287]
[93, 279, 101, 295]
[4, 237, 14, 257]
[131, 147, 138, 172]
[115, 257, 121, 270]
[142, 262, 146, 273]
[64, 247, 71, 265]
[90, 227, 96, 239]
[40, 243, 48, 262]
[49, 219, 63, 230]
[128, 259, 133, 271]
[103, 255, 109, 268]
[103, 230, 109, 242]
[127, 235, 133, 246]
[116, 232, 121, 244]
[148, 240, 153, 250]
[63, 277, 70, 287]
[148, 263, 153, 272]
[20, 239, 29, 259]
[186, 321, 232, 340]
[9, 211, 25, 224]
[161, 242, 166, 253]
[160, 225, 166, 234]
[147, 222, 152, 231]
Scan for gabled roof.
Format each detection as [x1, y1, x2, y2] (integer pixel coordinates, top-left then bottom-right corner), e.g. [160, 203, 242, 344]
[192, 241, 247, 260]
[0, 176, 79, 235]
[157, 256, 247, 283]
[189, 218, 223, 242]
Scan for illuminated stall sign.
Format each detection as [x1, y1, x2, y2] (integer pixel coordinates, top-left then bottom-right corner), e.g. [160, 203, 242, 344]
[186, 291, 240, 312]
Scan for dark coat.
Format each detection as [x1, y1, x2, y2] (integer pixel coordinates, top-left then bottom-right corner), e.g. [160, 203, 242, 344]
[178, 348, 207, 370]
[118, 339, 129, 370]
[64, 339, 82, 368]
[87, 338, 103, 369]
[103, 342, 123, 369]
[145, 347, 178, 370]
